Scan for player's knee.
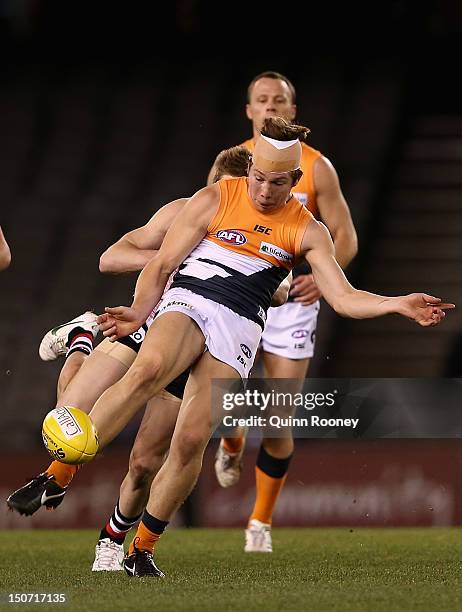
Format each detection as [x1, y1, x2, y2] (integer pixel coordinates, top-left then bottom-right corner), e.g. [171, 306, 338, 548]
[128, 458, 156, 488]
[264, 437, 294, 456]
[126, 357, 163, 398]
[171, 431, 207, 467]
[128, 451, 158, 487]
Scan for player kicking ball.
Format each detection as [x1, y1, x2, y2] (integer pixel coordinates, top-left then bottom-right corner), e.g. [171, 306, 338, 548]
[7, 146, 281, 572]
[8, 119, 454, 578]
[41, 118, 453, 578]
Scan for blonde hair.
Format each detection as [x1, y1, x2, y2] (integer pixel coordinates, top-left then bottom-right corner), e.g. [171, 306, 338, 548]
[212, 145, 250, 183]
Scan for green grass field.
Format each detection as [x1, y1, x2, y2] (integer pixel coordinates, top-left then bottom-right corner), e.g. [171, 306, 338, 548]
[0, 528, 461, 611]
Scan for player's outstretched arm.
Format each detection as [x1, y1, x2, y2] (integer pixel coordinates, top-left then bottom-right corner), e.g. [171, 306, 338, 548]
[0, 226, 11, 271]
[302, 220, 454, 325]
[99, 185, 221, 341]
[99, 198, 189, 274]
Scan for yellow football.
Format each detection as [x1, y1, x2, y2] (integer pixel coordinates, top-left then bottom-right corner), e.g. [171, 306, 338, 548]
[42, 406, 99, 464]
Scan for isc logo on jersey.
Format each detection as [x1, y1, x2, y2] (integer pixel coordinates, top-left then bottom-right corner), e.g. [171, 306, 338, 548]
[216, 229, 247, 246]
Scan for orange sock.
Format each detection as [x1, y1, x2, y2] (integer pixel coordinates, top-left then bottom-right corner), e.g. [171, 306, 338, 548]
[128, 522, 163, 555]
[249, 466, 287, 525]
[222, 436, 244, 454]
[46, 461, 80, 488]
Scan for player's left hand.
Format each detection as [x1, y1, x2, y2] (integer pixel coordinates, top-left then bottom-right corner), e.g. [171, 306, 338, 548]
[97, 306, 144, 342]
[290, 273, 322, 305]
[397, 293, 455, 326]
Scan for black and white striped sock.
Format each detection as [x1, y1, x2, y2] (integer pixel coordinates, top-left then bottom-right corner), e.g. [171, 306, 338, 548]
[66, 327, 94, 359]
[100, 500, 142, 544]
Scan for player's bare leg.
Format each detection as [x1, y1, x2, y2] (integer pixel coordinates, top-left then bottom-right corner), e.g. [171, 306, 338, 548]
[245, 352, 308, 552]
[261, 351, 308, 457]
[8, 310, 200, 519]
[89, 312, 205, 449]
[120, 392, 181, 517]
[47, 347, 133, 489]
[93, 391, 180, 572]
[58, 345, 130, 412]
[124, 352, 239, 577]
[56, 352, 86, 399]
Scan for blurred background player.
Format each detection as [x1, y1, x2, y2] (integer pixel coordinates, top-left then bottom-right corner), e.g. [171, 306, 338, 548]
[0, 226, 12, 271]
[210, 71, 358, 552]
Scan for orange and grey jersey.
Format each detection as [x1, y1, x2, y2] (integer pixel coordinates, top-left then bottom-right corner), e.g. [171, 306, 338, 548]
[241, 139, 322, 218]
[243, 138, 322, 296]
[170, 177, 313, 329]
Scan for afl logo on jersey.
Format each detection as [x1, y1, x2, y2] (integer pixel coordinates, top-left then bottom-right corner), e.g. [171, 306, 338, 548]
[216, 229, 247, 246]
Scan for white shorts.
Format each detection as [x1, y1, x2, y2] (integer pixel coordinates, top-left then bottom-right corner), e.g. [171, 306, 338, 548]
[260, 300, 320, 360]
[154, 288, 262, 379]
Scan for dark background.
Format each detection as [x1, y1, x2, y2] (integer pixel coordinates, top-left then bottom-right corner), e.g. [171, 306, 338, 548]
[1, 0, 462, 452]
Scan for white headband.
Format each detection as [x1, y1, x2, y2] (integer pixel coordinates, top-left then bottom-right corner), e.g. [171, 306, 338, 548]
[260, 134, 299, 150]
[253, 133, 302, 173]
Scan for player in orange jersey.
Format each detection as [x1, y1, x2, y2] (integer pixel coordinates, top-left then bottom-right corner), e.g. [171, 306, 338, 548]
[73, 117, 451, 578]
[7, 146, 290, 571]
[210, 71, 358, 551]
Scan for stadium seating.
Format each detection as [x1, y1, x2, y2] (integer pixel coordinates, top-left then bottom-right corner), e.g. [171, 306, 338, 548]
[328, 114, 462, 376]
[0, 57, 454, 447]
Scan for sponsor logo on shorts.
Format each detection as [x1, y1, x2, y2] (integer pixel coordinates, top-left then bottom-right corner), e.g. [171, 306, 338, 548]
[161, 300, 193, 311]
[129, 327, 146, 344]
[216, 229, 247, 245]
[292, 329, 309, 339]
[293, 192, 308, 206]
[240, 344, 252, 359]
[293, 329, 315, 350]
[51, 407, 83, 439]
[236, 355, 247, 368]
[259, 242, 293, 263]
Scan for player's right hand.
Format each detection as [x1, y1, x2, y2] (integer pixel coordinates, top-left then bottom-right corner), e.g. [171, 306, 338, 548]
[396, 293, 455, 327]
[97, 306, 144, 342]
